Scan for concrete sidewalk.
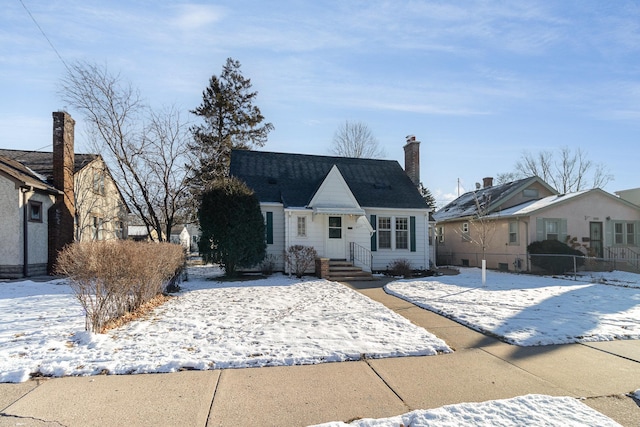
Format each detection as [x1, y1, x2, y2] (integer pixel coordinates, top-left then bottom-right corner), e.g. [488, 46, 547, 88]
[1, 281, 639, 426]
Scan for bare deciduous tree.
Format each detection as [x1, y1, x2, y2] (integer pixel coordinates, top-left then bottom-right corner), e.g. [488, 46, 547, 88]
[330, 120, 385, 158]
[60, 61, 193, 242]
[509, 146, 613, 193]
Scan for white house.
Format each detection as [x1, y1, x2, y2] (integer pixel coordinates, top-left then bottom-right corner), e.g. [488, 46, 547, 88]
[229, 136, 431, 279]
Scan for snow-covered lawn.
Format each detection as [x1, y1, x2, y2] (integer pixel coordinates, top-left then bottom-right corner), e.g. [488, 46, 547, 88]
[311, 394, 623, 427]
[386, 268, 640, 346]
[0, 266, 450, 383]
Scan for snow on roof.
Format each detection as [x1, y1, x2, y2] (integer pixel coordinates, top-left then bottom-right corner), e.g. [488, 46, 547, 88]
[488, 190, 590, 218]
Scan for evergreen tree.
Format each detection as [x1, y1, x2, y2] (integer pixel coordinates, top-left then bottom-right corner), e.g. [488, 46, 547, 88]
[198, 177, 266, 277]
[190, 58, 274, 190]
[419, 183, 436, 209]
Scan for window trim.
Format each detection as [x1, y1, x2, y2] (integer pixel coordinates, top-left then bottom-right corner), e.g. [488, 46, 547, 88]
[297, 216, 307, 237]
[508, 221, 519, 245]
[377, 215, 412, 250]
[28, 201, 43, 223]
[328, 216, 342, 239]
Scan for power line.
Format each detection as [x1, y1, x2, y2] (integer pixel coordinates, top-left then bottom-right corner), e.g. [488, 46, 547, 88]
[18, 0, 70, 72]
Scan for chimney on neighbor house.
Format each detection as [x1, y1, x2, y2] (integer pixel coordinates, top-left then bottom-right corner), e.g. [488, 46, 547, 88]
[48, 111, 76, 274]
[403, 135, 420, 187]
[483, 177, 494, 188]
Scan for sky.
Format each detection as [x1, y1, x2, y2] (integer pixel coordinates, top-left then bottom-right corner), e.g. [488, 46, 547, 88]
[2, 1, 640, 206]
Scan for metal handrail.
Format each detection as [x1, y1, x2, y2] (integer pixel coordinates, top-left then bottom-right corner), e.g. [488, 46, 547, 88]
[606, 246, 640, 269]
[349, 241, 372, 271]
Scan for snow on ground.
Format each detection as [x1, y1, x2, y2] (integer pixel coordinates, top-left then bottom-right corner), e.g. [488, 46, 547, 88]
[385, 268, 640, 346]
[0, 266, 450, 383]
[311, 394, 623, 427]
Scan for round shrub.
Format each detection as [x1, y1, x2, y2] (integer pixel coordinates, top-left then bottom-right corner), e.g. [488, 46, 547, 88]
[528, 240, 585, 274]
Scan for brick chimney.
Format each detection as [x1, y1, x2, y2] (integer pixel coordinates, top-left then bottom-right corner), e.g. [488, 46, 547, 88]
[48, 111, 76, 274]
[483, 177, 494, 188]
[403, 135, 420, 186]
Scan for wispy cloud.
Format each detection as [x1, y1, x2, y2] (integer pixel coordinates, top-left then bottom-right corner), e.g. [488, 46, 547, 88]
[170, 4, 225, 31]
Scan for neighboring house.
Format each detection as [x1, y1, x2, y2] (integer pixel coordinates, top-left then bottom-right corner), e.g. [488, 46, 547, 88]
[0, 140, 128, 243]
[0, 112, 129, 278]
[616, 188, 640, 207]
[434, 176, 640, 272]
[229, 136, 431, 277]
[0, 155, 61, 278]
[169, 224, 200, 253]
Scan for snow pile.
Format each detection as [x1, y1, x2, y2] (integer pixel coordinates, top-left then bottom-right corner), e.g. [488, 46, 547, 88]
[0, 272, 450, 383]
[310, 394, 622, 426]
[385, 268, 640, 346]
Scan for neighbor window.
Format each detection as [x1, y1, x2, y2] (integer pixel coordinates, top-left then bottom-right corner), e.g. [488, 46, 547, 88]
[92, 216, 104, 240]
[523, 189, 539, 198]
[438, 226, 445, 243]
[545, 220, 559, 241]
[93, 168, 105, 195]
[378, 217, 391, 249]
[297, 216, 306, 237]
[115, 220, 124, 239]
[614, 222, 636, 246]
[28, 201, 42, 222]
[509, 221, 519, 244]
[614, 223, 624, 244]
[395, 217, 408, 249]
[627, 223, 635, 245]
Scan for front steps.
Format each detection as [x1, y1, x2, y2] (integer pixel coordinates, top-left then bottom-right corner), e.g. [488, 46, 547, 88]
[326, 260, 374, 281]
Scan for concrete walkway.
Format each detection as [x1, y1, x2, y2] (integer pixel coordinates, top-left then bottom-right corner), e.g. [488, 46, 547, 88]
[1, 279, 639, 427]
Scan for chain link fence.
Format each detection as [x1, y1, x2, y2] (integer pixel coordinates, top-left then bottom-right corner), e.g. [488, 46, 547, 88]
[436, 250, 639, 277]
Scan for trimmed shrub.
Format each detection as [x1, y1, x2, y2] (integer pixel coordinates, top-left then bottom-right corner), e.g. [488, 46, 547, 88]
[528, 239, 585, 275]
[55, 240, 185, 333]
[388, 258, 413, 278]
[284, 245, 317, 278]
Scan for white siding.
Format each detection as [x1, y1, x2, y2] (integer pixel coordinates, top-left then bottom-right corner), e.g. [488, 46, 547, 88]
[367, 208, 430, 271]
[309, 166, 360, 209]
[263, 204, 286, 271]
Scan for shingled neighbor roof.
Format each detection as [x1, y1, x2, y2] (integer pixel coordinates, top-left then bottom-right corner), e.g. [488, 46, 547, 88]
[434, 176, 557, 222]
[230, 149, 428, 210]
[0, 149, 98, 185]
[0, 155, 60, 194]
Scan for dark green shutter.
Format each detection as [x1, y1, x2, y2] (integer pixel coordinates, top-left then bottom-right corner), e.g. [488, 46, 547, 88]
[410, 216, 416, 252]
[266, 212, 273, 244]
[370, 214, 377, 251]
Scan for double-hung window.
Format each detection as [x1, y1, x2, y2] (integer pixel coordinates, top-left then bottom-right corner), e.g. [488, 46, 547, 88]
[545, 220, 559, 241]
[377, 216, 410, 250]
[378, 217, 391, 249]
[297, 216, 307, 237]
[508, 221, 518, 244]
[395, 217, 408, 249]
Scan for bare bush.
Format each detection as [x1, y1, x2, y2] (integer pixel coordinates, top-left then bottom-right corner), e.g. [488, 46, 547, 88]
[56, 240, 185, 333]
[284, 245, 317, 278]
[388, 259, 413, 278]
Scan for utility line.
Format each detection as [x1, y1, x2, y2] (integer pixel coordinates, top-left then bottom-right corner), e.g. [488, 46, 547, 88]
[18, 0, 70, 73]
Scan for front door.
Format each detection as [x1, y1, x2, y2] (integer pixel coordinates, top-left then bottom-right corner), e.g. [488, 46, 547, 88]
[326, 216, 346, 259]
[590, 222, 603, 258]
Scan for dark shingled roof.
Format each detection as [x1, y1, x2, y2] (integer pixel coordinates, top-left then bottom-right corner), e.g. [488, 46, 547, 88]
[433, 176, 557, 221]
[0, 155, 60, 193]
[0, 149, 98, 185]
[230, 149, 428, 209]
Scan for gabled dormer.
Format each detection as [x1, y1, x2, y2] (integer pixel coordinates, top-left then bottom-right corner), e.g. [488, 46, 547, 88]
[308, 165, 365, 215]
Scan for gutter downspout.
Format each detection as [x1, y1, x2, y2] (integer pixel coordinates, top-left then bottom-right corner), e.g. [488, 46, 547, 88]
[21, 187, 30, 277]
[524, 219, 529, 272]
